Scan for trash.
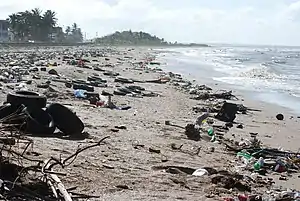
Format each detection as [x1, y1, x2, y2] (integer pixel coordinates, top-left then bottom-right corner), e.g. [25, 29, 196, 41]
[215, 102, 238, 122]
[103, 71, 119, 76]
[194, 112, 210, 125]
[115, 125, 127, 130]
[192, 168, 209, 176]
[115, 76, 134, 84]
[74, 89, 87, 98]
[276, 113, 284, 120]
[65, 82, 72, 88]
[253, 157, 264, 171]
[274, 159, 286, 173]
[73, 84, 94, 92]
[149, 147, 161, 154]
[37, 83, 50, 88]
[48, 69, 59, 75]
[146, 77, 170, 84]
[22, 107, 56, 135]
[236, 151, 254, 169]
[185, 123, 200, 141]
[110, 128, 119, 132]
[7, 91, 47, 109]
[16, 83, 28, 91]
[237, 124, 244, 129]
[238, 139, 251, 147]
[46, 103, 84, 135]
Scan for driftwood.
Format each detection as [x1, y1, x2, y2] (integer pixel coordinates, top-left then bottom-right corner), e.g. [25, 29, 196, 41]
[42, 136, 110, 200]
[0, 133, 110, 200]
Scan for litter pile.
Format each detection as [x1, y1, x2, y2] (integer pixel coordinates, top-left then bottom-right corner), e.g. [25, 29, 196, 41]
[181, 107, 300, 200]
[0, 89, 109, 200]
[2, 90, 84, 135]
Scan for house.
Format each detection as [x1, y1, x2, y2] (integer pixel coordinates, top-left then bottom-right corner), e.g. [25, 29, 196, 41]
[0, 20, 9, 42]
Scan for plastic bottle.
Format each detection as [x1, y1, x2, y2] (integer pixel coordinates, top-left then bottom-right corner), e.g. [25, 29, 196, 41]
[236, 152, 254, 169]
[200, 120, 215, 142]
[253, 157, 264, 171]
[195, 112, 216, 142]
[194, 112, 209, 126]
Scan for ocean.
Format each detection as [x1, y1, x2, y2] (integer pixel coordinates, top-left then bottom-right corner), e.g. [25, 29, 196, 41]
[156, 45, 300, 114]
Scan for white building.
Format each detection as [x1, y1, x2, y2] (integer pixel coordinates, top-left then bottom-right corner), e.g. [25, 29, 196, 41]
[0, 20, 9, 42]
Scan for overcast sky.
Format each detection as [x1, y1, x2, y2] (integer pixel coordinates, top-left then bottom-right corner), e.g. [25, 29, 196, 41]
[1, 0, 300, 45]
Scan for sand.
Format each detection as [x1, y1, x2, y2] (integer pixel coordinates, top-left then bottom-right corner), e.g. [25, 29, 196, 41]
[0, 46, 299, 201]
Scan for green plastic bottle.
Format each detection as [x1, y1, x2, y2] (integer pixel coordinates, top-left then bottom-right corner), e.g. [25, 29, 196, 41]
[253, 157, 264, 170]
[207, 127, 214, 136]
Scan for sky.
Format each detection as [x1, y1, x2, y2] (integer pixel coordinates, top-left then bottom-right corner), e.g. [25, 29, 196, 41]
[1, 0, 300, 46]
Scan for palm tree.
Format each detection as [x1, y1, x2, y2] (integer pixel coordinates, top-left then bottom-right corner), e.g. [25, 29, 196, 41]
[42, 10, 57, 41]
[71, 23, 78, 35]
[8, 14, 19, 39]
[65, 26, 71, 35]
[43, 10, 57, 27]
[30, 8, 42, 40]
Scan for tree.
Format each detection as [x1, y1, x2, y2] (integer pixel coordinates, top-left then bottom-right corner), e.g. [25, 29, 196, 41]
[71, 23, 78, 36]
[65, 26, 71, 35]
[8, 13, 20, 40]
[65, 23, 83, 43]
[95, 30, 166, 45]
[41, 10, 57, 41]
[30, 8, 42, 40]
[7, 8, 83, 43]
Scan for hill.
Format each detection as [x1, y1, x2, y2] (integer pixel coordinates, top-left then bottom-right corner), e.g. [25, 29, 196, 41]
[95, 30, 167, 45]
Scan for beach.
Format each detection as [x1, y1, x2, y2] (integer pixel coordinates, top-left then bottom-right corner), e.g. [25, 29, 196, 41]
[0, 45, 299, 201]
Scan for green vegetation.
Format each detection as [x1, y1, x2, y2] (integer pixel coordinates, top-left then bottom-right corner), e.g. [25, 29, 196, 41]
[95, 30, 167, 45]
[7, 8, 83, 43]
[95, 30, 209, 47]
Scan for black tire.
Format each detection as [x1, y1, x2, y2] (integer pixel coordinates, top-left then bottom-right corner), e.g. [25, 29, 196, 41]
[0, 104, 24, 124]
[46, 103, 84, 135]
[7, 91, 47, 108]
[22, 107, 56, 135]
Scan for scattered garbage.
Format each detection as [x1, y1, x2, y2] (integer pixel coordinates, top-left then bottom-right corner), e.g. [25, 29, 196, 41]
[185, 112, 216, 142]
[0, 46, 297, 200]
[74, 89, 87, 98]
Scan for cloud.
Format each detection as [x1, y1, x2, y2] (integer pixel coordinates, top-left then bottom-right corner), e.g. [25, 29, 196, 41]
[1, 0, 300, 45]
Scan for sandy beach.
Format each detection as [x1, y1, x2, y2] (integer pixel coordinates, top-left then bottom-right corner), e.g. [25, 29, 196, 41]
[0, 45, 299, 201]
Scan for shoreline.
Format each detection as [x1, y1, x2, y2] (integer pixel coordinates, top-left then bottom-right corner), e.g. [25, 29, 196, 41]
[0, 46, 298, 200]
[155, 47, 300, 116]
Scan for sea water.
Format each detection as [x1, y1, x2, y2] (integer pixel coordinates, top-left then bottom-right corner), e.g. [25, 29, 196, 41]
[156, 45, 300, 114]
